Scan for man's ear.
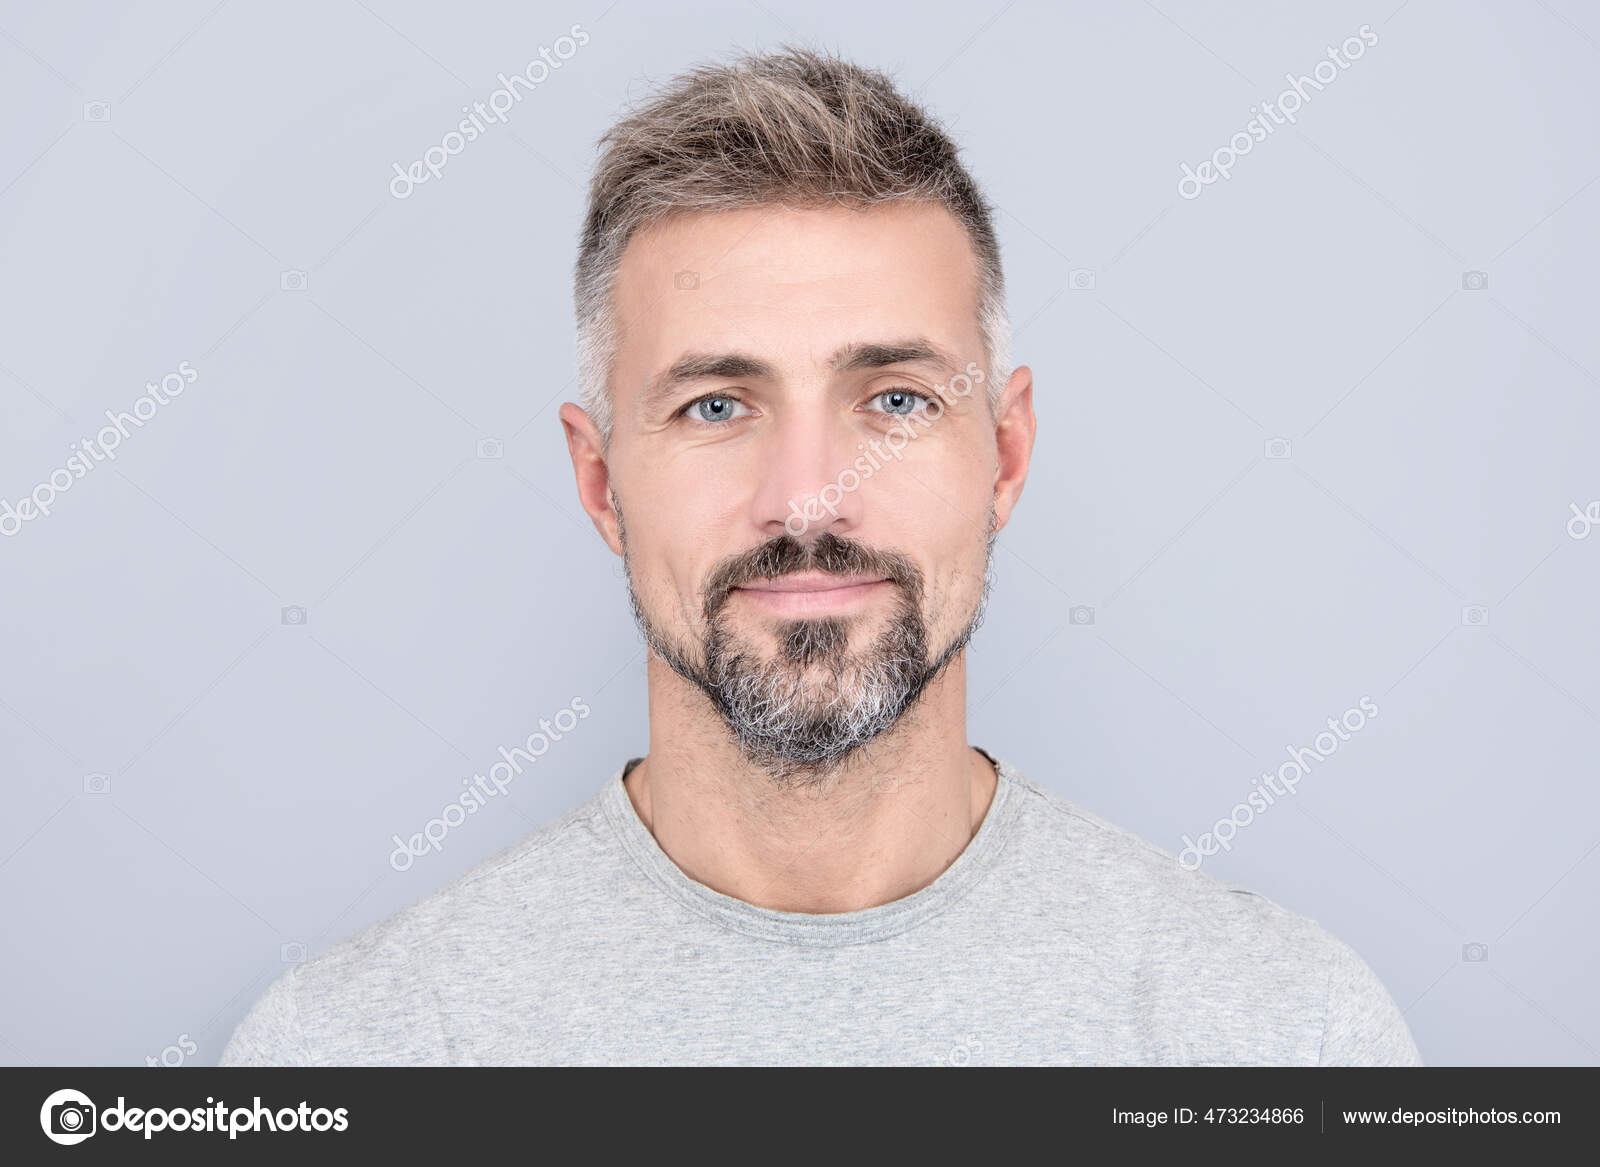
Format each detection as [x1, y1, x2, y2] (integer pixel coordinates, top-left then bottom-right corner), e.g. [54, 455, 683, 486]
[560, 402, 623, 556]
[991, 365, 1036, 533]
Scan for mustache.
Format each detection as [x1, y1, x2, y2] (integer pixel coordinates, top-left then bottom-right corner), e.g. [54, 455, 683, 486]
[701, 532, 923, 621]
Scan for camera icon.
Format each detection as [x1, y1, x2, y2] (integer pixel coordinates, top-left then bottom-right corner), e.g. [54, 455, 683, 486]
[1264, 437, 1292, 460]
[673, 270, 699, 290]
[1461, 942, 1489, 962]
[475, 437, 504, 460]
[280, 269, 308, 292]
[41, 1088, 99, 1145]
[947, 1031, 984, 1066]
[869, 770, 918, 794]
[281, 941, 308, 964]
[82, 101, 111, 122]
[1460, 605, 1489, 627]
[50, 1099, 96, 1139]
[1461, 270, 1489, 291]
[1068, 268, 1096, 291]
[281, 605, 307, 626]
[83, 772, 111, 795]
[1069, 604, 1095, 626]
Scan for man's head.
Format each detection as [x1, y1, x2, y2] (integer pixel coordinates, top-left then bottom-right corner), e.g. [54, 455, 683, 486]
[573, 47, 1012, 441]
[562, 47, 1034, 783]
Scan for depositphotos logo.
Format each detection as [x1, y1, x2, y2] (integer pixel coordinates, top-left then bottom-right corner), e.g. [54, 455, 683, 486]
[39, 1088, 349, 1143]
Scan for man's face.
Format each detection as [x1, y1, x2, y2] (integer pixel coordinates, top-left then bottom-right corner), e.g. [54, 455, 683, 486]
[602, 201, 1004, 781]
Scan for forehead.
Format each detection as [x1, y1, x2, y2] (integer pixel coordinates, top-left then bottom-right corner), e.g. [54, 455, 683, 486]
[609, 201, 983, 382]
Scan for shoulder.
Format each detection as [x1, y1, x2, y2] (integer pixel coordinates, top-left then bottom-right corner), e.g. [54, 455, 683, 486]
[219, 786, 615, 1066]
[995, 762, 1421, 1064]
[999, 764, 1328, 945]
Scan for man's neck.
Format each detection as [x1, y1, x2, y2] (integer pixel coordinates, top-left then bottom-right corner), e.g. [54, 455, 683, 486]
[623, 653, 997, 913]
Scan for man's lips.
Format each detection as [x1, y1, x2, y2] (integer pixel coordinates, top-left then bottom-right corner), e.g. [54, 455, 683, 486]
[729, 572, 892, 613]
[735, 571, 888, 593]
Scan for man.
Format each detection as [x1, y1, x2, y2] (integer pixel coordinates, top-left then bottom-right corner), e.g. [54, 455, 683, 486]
[221, 46, 1420, 1066]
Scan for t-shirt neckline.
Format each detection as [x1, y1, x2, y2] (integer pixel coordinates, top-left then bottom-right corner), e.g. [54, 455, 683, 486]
[598, 748, 1024, 947]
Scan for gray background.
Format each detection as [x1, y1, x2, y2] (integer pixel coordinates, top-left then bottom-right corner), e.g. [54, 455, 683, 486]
[1, 0, 1596, 1067]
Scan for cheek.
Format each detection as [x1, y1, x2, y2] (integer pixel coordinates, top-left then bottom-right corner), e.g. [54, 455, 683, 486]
[866, 447, 990, 544]
[917, 500, 993, 611]
[928, 535, 989, 614]
[622, 523, 688, 599]
[636, 454, 755, 539]
[626, 523, 727, 628]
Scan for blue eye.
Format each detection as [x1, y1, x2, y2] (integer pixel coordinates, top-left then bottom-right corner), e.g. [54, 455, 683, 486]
[869, 389, 928, 415]
[687, 395, 748, 423]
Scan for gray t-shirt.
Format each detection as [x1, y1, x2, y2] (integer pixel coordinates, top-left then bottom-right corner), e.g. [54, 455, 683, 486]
[219, 753, 1422, 1066]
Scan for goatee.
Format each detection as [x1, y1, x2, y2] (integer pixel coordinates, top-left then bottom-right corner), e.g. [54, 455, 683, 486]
[619, 515, 992, 786]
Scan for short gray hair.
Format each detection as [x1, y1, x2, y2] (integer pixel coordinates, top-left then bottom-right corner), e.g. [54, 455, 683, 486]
[574, 45, 1011, 440]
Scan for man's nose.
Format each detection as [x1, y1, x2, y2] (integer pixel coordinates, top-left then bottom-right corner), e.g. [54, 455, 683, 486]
[751, 408, 866, 539]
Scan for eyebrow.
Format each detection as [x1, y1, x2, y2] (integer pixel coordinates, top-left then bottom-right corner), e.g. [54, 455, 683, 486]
[641, 338, 961, 414]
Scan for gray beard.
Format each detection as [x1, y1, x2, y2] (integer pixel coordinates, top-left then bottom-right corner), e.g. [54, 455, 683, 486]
[620, 525, 994, 786]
